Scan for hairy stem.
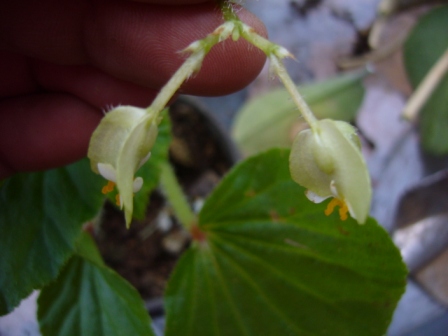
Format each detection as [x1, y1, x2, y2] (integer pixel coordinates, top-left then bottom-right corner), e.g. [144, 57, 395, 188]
[148, 20, 235, 116]
[148, 50, 206, 115]
[270, 55, 318, 128]
[220, 1, 319, 129]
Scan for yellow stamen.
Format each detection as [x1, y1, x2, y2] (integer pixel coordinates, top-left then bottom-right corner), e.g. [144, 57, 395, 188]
[324, 198, 338, 216]
[325, 198, 349, 221]
[101, 181, 115, 194]
[338, 204, 349, 221]
[115, 194, 121, 206]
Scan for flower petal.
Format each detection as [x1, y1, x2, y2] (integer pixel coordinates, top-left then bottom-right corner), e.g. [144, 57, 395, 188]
[318, 120, 371, 224]
[88, 106, 147, 173]
[289, 128, 333, 199]
[132, 177, 144, 193]
[116, 114, 158, 225]
[97, 163, 117, 182]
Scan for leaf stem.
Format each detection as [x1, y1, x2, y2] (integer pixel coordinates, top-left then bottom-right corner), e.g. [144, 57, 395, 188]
[159, 162, 197, 230]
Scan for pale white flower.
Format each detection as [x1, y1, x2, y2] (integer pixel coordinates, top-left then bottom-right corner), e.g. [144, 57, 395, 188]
[289, 119, 371, 224]
[88, 106, 158, 226]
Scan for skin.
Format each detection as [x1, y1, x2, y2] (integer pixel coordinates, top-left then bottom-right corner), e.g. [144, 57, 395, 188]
[0, 0, 267, 179]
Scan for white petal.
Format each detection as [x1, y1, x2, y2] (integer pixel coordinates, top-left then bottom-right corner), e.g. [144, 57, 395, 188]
[97, 163, 117, 182]
[305, 190, 330, 203]
[132, 177, 144, 193]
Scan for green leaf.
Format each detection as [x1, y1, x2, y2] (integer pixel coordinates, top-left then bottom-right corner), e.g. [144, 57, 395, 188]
[232, 70, 366, 156]
[0, 159, 105, 315]
[403, 5, 448, 155]
[38, 234, 155, 336]
[165, 149, 406, 336]
[74, 230, 105, 267]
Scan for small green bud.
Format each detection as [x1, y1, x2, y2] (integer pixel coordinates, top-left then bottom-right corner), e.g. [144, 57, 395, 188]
[289, 119, 371, 224]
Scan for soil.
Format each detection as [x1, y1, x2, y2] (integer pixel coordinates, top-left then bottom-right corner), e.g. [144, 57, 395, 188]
[94, 97, 237, 301]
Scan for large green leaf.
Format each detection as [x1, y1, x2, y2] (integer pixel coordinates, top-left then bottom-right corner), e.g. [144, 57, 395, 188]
[232, 71, 366, 156]
[403, 5, 448, 155]
[165, 149, 406, 336]
[38, 232, 154, 336]
[0, 159, 104, 315]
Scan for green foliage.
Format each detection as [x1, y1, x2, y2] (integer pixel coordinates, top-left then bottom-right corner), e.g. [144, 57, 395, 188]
[38, 233, 154, 336]
[404, 5, 448, 155]
[232, 71, 366, 156]
[165, 149, 407, 336]
[0, 159, 104, 315]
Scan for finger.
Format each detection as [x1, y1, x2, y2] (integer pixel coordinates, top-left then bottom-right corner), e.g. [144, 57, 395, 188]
[0, 94, 102, 179]
[33, 61, 160, 109]
[131, 0, 210, 4]
[84, 2, 267, 95]
[0, 51, 161, 110]
[0, 0, 267, 96]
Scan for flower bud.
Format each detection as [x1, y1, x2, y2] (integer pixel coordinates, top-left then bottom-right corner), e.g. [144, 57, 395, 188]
[88, 106, 158, 226]
[289, 119, 371, 224]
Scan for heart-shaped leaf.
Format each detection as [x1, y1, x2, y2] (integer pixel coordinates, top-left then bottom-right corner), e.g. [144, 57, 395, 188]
[164, 149, 406, 335]
[0, 159, 104, 315]
[38, 233, 155, 336]
[403, 5, 448, 155]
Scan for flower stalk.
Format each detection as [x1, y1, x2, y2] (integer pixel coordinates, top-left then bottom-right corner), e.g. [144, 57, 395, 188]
[269, 55, 319, 129]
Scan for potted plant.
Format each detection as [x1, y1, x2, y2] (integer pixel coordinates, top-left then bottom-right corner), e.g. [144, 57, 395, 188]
[0, 1, 409, 335]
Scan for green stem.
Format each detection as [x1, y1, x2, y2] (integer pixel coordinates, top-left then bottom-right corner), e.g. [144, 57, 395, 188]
[220, 1, 319, 129]
[149, 50, 206, 115]
[269, 55, 318, 129]
[240, 27, 280, 56]
[148, 19, 235, 117]
[159, 162, 197, 230]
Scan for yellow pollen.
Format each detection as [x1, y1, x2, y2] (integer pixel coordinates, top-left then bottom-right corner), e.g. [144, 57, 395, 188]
[101, 181, 116, 194]
[115, 194, 121, 206]
[325, 198, 349, 221]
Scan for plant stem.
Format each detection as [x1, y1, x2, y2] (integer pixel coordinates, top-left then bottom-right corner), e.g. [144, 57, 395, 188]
[159, 162, 197, 230]
[402, 47, 448, 122]
[269, 55, 319, 129]
[149, 50, 206, 114]
[148, 19, 235, 116]
[220, 1, 319, 129]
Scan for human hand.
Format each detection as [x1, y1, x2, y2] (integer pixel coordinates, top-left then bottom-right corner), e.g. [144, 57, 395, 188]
[0, 0, 266, 179]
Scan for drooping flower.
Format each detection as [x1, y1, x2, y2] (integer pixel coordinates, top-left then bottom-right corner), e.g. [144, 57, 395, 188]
[88, 106, 159, 226]
[289, 119, 371, 224]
